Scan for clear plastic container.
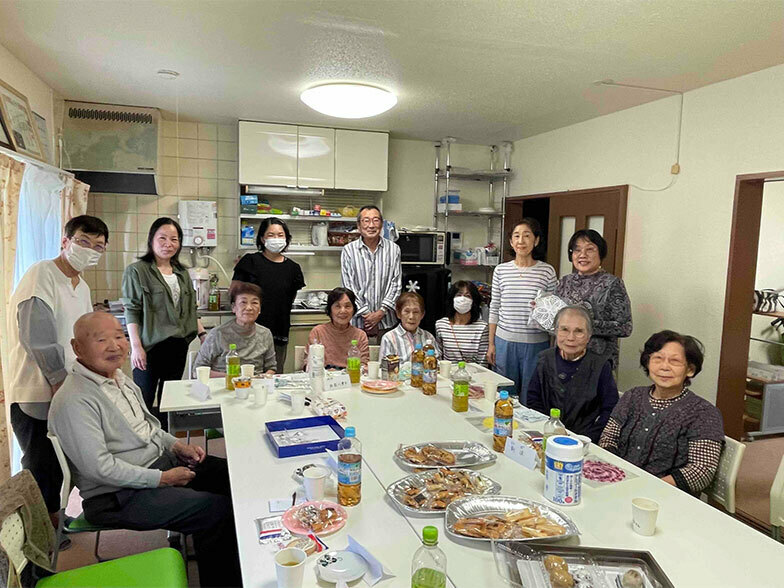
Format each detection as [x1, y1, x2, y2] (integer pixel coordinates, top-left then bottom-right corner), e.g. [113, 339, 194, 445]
[337, 426, 362, 506]
[411, 526, 447, 588]
[347, 339, 361, 384]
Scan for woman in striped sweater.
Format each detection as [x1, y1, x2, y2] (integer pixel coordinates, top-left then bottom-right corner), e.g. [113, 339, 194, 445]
[435, 281, 489, 365]
[488, 219, 557, 403]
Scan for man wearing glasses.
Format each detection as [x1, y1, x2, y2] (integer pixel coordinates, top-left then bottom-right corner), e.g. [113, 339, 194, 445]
[7, 214, 109, 520]
[340, 205, 401, 343]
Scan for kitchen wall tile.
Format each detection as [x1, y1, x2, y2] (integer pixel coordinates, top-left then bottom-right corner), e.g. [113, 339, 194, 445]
[217, 141, 237, 161]
[115, 213, 138, 233]
[92, 289, 105, 304]
[115, 232, 136, 253]
[97, 251, 118, 272]
[159, 176, 179, 196]
[121, 252, 138, 267]
[115, 194, 138, 212]
[106, 271, 122, 292]
[162, 120, 177, 138]
[177, 158, 199, 178]
[198, 159, 217, 179]
[83, 270, 96, 289]
[86, 199, 95, 214]
[93, 194, 116, 213]
[218, 198, 238, 218]
[158, 195, 180, 215]
[198, 178, 218, 197]
[177, 122, 198, 139]
[198, 140, 218, 160]
[177, 138, 198, 159]
[137, 195, 158, 215]
[218, 160, 238, 180]
[162, 137, 178, 157]
[95, 271, 110, 290]
[100, 213, 117, 234]
[218, 179, 237, 199]
[218, 217, 238, 236]
[162, 156, 178, 176]
[177, 177, 199, 197]
[218, 125, 238, 142]
[198, 123, 217, 141]
[137, 214, 159, 235]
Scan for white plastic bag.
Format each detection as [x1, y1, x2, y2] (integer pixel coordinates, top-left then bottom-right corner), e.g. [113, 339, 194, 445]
[528, 290, 567, 332]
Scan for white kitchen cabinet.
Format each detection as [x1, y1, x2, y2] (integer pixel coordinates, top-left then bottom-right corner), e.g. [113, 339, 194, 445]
[238, 121, 298, 186]
[334, 129, 389, 191]
[296, 126, 335, 188]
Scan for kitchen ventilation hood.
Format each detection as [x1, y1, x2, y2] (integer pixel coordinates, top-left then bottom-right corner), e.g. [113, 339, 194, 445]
[62, 101, 161, 195]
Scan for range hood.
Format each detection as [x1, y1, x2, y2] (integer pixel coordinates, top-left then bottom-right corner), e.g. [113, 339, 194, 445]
[62, 101, 161, 195]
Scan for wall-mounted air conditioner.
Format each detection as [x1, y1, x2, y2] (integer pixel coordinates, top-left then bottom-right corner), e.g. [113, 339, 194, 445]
[62, 101, 161, 195]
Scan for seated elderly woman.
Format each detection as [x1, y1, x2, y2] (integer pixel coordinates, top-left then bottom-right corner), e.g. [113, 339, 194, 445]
[193, 282, 276, 376]
[527, 306, 618, 442]
[306, 287, 369, 370]
[379, 292, 440, 363]
[599, 330, 724, 495]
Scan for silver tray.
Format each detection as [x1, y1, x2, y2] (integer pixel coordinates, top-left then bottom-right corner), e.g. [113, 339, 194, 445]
[394, 441, 497, 469]
[386, 468, 502, 515]
[445, 495, 580, 542]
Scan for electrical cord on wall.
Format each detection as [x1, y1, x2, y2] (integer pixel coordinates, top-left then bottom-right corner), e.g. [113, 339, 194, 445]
[194, 248, 232, 284]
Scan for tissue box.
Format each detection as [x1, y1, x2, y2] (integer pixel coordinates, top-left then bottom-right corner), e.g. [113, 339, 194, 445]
[265, 415, 345, 458]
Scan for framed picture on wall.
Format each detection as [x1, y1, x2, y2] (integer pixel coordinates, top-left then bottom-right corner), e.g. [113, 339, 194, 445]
[0, 107, 14, 151]
[32, 111, 53, 165]
[0, 78, 44, 161]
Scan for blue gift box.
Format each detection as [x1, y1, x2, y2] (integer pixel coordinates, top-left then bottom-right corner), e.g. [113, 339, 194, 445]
[265, 416, 345, 458]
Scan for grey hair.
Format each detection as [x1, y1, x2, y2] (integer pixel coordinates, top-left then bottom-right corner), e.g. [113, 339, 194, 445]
[554, 305, 593, 335]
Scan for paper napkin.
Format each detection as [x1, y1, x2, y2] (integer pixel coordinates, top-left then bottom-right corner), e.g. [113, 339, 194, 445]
[188, 381, 211, 401]
[346, 535, 395, 586]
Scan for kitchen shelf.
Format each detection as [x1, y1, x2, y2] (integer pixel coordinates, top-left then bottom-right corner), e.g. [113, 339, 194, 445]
[240, 214, 357, 223]
[436, 210, 504, 217]
[437, 169, 512, 181]
[238, 244, 343, 253]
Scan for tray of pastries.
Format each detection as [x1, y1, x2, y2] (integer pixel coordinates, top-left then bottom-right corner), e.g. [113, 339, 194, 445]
[387, 468, 501, 514]
[394, 441, 497, 469]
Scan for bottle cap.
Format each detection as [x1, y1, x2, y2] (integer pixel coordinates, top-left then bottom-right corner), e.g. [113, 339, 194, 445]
[229, 343, 237, 350]
[415, 342, 422, 349]
[422, 525, 438, 545]
[345, 426, 356, 438]
[351, 339, 358, 345]
[550, 408, 561, 418]
[499, 390, 509, 400]
[426, 349, 435, 355]
[458, 361, 466, 368]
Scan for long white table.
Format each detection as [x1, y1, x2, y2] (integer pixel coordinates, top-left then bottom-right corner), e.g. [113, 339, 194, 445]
[161, 375, 784, 588]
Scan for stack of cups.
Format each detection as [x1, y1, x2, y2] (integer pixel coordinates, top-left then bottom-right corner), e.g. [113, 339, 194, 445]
[309, 343, 325, 397]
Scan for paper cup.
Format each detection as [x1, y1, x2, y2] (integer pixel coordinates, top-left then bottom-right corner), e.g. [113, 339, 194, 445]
[252, 379, 270, 405]
[241, 364, 254, 377]
[303, 465, 330, 501]
[367, 360, 380, 379]
[439, 360, 452, 378]
[482, 378, 498, 399]
[631, 497, 660, 536]
[291, 389, 306, 415]
[274, 547, 306, 588]
[195, 366, 210, 385]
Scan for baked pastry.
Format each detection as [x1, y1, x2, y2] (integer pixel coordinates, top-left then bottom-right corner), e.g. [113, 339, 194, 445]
[543, 555, 568, 573]
[549, 568, 574, 588]
[622, 569, 644, 588]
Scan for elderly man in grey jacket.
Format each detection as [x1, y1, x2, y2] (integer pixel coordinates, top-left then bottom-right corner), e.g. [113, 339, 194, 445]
[48, 312, 240, 587]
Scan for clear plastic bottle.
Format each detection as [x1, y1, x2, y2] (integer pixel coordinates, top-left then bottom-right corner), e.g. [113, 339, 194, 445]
[225, 343, 240, 390]
[493, 390, 514, 452]
[422, 349, 437, 396]
[422, 339, 435, 357]
[451, 361, 470, 412]
[411, 526, 447, 588]
[208, 273, 220, 311]
[347, 339, 361, 384]
[337, 426, 362, 506]
[541, 408, 567, 472]
[411, 343, 424, 388]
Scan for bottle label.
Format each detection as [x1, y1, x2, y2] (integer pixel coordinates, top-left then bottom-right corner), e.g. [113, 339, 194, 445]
[227, 363, 240, 376]
[453, 382, 469, 397]
[338, 460, 361, 486]
[346, 357, 360, 371]
[423, 369, 436, 384]
[494, 417, 512, 437]
[411, 361, 423, 377]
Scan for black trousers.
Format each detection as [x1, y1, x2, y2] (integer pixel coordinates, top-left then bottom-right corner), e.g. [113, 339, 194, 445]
[10, 403, 62, 513]
[83, 454, 242, 588]
[133, 337, 188, 425]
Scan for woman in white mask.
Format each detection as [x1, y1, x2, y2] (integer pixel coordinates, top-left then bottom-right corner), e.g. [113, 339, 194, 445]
[435, 281, 489, 365]
[231, 218, 305, 372]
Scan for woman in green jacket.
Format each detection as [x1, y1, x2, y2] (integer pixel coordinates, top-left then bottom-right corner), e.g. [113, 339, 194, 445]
[122, 217, 205, 416]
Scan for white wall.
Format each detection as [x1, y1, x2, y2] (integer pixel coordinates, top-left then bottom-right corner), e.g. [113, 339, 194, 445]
[509, 64, 784, 402]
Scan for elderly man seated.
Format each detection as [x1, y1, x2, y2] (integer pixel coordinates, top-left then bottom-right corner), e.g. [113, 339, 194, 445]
[526, 305, 619, 442]
[48, 312, 241, 587]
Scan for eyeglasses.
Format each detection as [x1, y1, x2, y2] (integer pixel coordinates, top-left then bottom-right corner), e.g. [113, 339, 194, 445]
[649, 354, 685, 367]
[359, 217, 382, 226]
[557, 326, 588, 338]
[570, 246, 598, 256]
[73, 236, 106, 253]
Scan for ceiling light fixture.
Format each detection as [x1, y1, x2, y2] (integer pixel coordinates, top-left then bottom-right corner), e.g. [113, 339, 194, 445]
[156, 69, 180, 80]
[300, 83, 397, 118]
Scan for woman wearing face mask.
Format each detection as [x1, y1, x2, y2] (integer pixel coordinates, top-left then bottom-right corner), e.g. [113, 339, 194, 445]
[231, 218, 305, 372]
[122, 217, 204, 417]
[435, 281, 489, 364]
[305, 287, 369, 370]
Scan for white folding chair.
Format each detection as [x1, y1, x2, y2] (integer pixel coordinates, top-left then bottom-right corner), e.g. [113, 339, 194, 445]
[369, 345, 380, 361]
[294, 345, 306, 371]
[703, 436, 746, 514]
[771, 454, 784, 541]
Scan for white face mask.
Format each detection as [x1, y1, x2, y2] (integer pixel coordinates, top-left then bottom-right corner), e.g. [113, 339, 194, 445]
[264, 238, 287, 253]
[64, 241, 102, 272]
[453, 295, 473, 314]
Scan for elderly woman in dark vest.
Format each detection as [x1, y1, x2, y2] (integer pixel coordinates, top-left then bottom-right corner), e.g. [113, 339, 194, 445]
[527, 306, 618, 442]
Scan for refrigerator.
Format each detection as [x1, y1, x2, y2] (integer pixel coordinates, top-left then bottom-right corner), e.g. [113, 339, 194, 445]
[401, 265, 452, 335]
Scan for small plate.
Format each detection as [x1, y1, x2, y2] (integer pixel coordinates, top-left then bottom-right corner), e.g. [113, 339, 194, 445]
[315, 550, 368, 586]
[361, 380, 401, 394]
[282, 501, 347, 537]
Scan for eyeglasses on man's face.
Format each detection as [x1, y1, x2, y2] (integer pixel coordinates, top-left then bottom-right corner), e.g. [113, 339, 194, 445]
[72, 234, 107, 253]
[359, 217, 382, 226]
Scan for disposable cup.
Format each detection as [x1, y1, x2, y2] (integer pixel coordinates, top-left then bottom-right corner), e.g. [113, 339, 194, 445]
[303, 465, 330, 501]
[195, 366, 210, 385]
[439, 360, 452, 378]
[241, 364, 254, 377]
[252, 378, 270, 406]
[631, 497, 660, 536]
[367, 360, 380, 379]
[482, 378, 498, 399]
[575, 434, 592, 456]
[291, 389, 306, 415]
[274, 547, 306, 588]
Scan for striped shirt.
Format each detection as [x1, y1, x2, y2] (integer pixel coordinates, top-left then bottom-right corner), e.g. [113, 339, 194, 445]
[435, 317, 489, 364]
[489, 260, 557, 343]
[341, 237, 402, 331]
[379, 325, 440, 363]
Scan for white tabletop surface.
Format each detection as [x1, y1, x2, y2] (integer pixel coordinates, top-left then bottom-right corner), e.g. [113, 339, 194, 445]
[161, 375, 784, 588]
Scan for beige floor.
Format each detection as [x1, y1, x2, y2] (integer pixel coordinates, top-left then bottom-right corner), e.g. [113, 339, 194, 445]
[734, 435, 784, 532]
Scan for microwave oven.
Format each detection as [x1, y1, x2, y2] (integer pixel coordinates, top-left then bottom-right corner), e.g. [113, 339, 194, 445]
[397, 231, 449, 265]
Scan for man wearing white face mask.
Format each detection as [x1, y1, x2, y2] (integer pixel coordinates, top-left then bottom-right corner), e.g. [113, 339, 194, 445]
[7, 214, 109, 516]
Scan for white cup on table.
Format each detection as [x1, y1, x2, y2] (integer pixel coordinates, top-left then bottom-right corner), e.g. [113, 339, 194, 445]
[574, 434, 592, 456]
[274, 547, 306, 588]
[367, 360, 380, 379]
[631, 497, 660, 536]
[195, 366, 210, 385]
[303, 465, 330, 501]
[241, 364, 254, 377]
[252, 378, 270, 406]
[290, 389, 306, 415]
[439, 360, 452, 378]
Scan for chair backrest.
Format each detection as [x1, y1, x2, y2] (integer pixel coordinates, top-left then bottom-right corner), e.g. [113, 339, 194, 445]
[704, 435, 746, 514]
[771, 453, 784, 528]
[47, 433, 73, 512]
[369, 345, 380, 361]
[186, 350, 198, 379]
[294, 345, 306, 372]
[0, 511, 27, 580]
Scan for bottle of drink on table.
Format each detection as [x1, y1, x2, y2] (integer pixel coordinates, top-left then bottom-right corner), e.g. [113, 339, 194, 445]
[347, 339, 361, 384]
[423, 339, 435, 357]
[411, 525, 447, 588]
[208, 273, 219, 311]
[422, 349, 437, 396]
[451, 361, 469, 412]
[337, 426, 362, 506]
[541, 408, 566, 472]
[411, 342, 424, 388]
[493, 390, 514, 452]
[225, 343, 240, 390]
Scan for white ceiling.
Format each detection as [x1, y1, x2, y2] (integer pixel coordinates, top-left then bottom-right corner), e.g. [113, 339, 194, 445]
[1, 0, 783, 144]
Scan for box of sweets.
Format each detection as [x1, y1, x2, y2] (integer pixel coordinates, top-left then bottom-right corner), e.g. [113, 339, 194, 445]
[265, 415, 345, 458]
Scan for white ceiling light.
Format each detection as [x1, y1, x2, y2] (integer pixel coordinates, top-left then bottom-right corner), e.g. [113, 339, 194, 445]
[300, 83, 397, 118]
